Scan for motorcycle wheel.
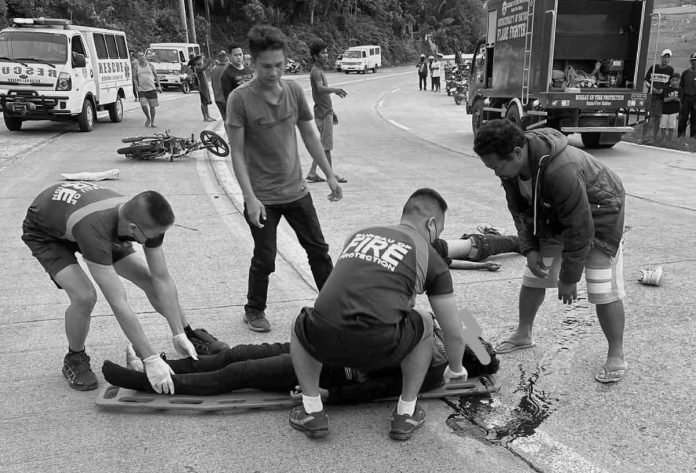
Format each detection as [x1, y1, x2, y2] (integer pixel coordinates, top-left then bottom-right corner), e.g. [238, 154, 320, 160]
[200, 130, 230, 157]
[181, 81, 190, 94]
[454, 95, 462, 105]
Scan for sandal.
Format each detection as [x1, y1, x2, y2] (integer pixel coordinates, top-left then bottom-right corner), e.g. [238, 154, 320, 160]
[306, 174, 325, 183]
[335, 175, 348, 183]
[595, 363, 627, 384]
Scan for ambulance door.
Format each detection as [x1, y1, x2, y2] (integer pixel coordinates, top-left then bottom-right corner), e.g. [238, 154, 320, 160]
[71, 35, 93, 95]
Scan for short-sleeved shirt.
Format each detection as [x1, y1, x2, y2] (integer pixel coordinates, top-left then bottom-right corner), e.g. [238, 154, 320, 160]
[310, 65, 333, 119]
[210, 64, 227, 103]
[226, 79, 313, 205]
[645, 64, 674, 95]
[313, 224, 453, 328]
[221, 65, 253, 102]
[662, 85, 683, 115]
[23, 182, 146, 265]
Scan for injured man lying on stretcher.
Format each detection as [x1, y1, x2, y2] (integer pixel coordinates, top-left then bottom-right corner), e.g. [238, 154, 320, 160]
[102, 322, 499, 403]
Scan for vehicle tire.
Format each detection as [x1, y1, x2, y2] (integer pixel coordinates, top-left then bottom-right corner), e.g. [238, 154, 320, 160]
[345, 71, 349, 74]
[77, 99, 95, 132]
[362, 66, 367, 74]
[373, 65, 377, 73]
[472, 100, 484, 134]
[4, 114, 22, 131]
[181, 81, 190, 94]
[505, 104, 531, 130]
[200, 130, 230, 157]
[581, 132, 620, 148]
[117, 144, 158, 155]
[454, 95, 462, 105]
[108, 97, 123, 123]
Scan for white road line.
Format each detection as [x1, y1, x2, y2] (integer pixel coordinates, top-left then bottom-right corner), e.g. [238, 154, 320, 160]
[391, 88, 400, 93]
[387, 119, 411, 131]
[509, 429, 610, 473]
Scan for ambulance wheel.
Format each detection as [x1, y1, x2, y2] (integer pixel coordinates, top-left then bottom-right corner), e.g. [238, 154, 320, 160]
[77, 99, 95, 132]
[3, 114, 22, 131]
[108, 97, 123, 123]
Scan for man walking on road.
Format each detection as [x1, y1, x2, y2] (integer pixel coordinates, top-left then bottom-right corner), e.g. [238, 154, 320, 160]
[289, 188, 468, 441]
[305, 39, 348, 184]
[678, 53, 696, 138]
[474, 120, 628, 384]
[21, 182, 228, 392]
[225, 25, 342, 333]
[133, 51, 162, 127]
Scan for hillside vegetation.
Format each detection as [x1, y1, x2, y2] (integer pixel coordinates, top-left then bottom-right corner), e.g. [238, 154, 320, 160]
[0, 0, 485, 67]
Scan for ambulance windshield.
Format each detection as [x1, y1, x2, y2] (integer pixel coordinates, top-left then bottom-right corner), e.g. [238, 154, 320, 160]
[0, 31, 68, 64]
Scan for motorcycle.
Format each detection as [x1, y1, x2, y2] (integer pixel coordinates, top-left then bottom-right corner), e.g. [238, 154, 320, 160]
[286, 58, 302, 74]
[180, 70, 199, 94]
[452, 78, 469, 107]
[117, 130, 229, 161]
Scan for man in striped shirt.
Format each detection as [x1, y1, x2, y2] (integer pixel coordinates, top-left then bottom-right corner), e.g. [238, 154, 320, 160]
[21, 182, 227, 393]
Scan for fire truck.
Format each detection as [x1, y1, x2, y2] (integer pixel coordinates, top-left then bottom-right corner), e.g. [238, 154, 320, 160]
[468, 0, 654, 148]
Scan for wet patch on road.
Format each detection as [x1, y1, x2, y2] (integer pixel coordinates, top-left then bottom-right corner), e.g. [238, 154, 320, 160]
[445, 293, 597, 449]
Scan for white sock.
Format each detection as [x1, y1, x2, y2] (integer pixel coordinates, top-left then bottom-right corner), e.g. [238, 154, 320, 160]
[302, 394, 323, 414]
[396, 396, 416, 416]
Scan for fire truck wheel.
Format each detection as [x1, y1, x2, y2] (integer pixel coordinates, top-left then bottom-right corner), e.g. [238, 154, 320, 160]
[471, 100, 484, 134]
[3, 114, 22, 131]
[77, 99, 95, 132]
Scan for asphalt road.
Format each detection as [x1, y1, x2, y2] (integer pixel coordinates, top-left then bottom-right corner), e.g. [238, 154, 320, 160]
[1, 66, 694, 472]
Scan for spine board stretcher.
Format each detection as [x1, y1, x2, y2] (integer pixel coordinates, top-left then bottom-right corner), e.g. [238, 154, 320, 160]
[96, 375, 499, 412]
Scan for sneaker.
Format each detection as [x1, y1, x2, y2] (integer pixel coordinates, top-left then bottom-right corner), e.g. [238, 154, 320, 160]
[243, 311, 271, 332]
[187, 328, 230, 355]
[125, 344, 144, 372]
[62, 351, 99, 391]
[389, 403, 427, 441]
[289, 406, 329, 438]
[638, 266, 663, 287]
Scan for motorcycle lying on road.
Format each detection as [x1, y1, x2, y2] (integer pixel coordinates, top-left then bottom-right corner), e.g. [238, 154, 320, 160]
[117, 130, 229, 161]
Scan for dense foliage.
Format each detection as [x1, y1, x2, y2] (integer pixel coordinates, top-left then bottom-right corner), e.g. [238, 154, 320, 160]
[0, 0, 485, 66]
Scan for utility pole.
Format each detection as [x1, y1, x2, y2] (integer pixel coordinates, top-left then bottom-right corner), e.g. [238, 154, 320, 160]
[204, 0, 211, 56]
[187, 0, 197, 44]
[178, 0, 189, 43]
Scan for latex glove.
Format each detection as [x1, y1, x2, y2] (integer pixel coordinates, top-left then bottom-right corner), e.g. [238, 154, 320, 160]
[143, 355, 175, 394]
[443, 364, 468, 382]
[172, 333, 199, 360]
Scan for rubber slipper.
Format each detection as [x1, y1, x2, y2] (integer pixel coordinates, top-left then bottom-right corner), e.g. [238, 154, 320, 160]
[335, 175, 348, 183]
[494, 340, 536, 354]
[306, 175, 325, 183]
[595, 363, 627, 384]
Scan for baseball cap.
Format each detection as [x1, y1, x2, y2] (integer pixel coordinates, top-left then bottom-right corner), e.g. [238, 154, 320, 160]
[690, 53, 696, 61]
[661, 49, 672, 57]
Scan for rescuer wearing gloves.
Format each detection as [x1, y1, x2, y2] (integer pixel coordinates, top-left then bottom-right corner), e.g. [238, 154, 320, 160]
[21, 183, 228, 393]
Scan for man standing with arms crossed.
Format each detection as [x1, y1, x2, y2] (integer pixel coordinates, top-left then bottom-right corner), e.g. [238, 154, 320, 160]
[678, 53, 696, 138]
[221, 43, 254, 105]
[226, 25, 342, 333]
[21, 182, 228, 392]
[305, 39, 348, 184]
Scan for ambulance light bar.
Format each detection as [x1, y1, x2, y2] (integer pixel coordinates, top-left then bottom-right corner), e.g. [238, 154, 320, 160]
[12, 18, 71, 27]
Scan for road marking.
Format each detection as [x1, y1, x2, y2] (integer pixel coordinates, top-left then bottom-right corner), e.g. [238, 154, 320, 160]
[387, 119, 410, 131]
[391, 87, 400, 93]
[509, 429, 610, 473]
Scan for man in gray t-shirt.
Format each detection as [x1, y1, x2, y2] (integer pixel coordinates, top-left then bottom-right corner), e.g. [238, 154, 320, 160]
[305, 39, 348, 184]
[225, 25, 343, 333]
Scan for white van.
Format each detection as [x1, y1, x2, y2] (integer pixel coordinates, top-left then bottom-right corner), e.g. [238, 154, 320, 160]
[0, 17, 133, 132]
[341, 45, 382, 74]
[146, 42, 201, 90]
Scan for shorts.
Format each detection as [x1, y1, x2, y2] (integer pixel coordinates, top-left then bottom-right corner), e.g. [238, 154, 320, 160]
[522, 239, 625, 305]
[138, 90, 158, 107]
[660, 113, 678, 129]
[315, 113, 334, 151]
[199, 86, 212, 105]
[22, 216, 135, 288]
[293, 306, 425, 370]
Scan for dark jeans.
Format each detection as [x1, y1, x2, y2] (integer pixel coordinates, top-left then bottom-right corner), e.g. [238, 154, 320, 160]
[215, 101, 226, 122]
[419, 74, 427, 90]
[678, 95, 696, 137]
[243, 193, 332, 313]
[166, 343, 297, 395]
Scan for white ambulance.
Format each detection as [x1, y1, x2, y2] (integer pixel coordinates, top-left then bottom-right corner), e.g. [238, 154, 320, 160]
[341, 45, 382, 74]
[146, 42, 201, 91]
[0, 17, 133, 132]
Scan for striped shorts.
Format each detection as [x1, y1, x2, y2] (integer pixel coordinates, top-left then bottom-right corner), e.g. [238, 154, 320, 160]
[522, 240, 625, 305]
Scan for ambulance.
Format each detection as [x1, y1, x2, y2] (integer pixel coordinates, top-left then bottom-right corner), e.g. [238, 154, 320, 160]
[341, 45, 382, 74]
[0, 17, 133, 132]
[146, 42, 201, 91]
